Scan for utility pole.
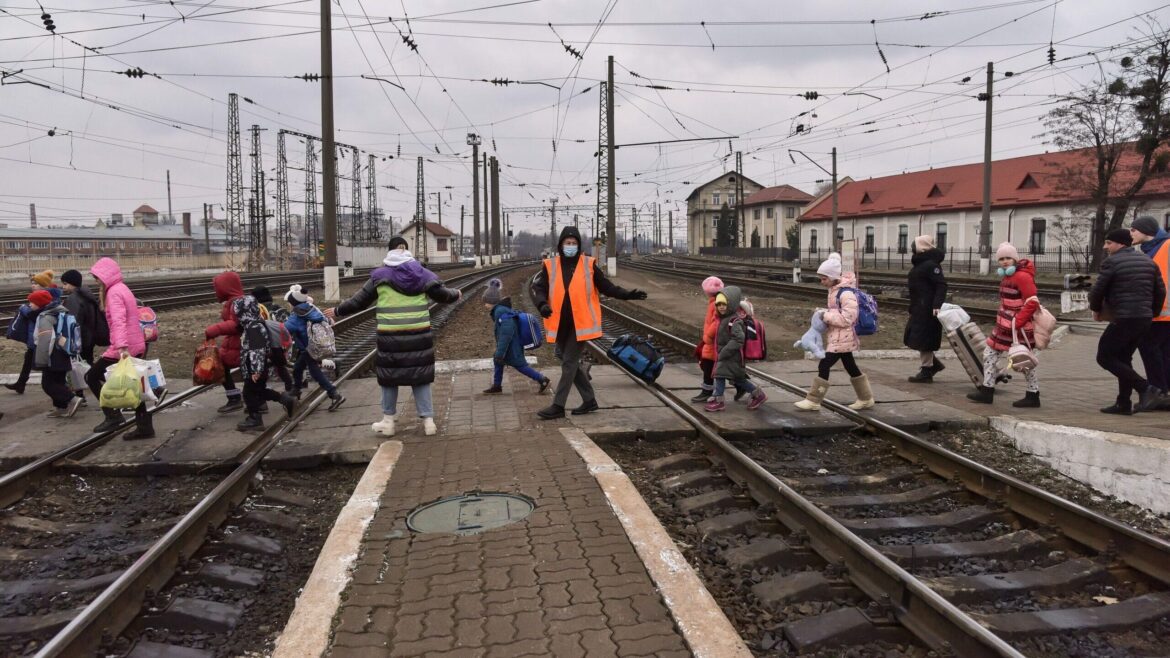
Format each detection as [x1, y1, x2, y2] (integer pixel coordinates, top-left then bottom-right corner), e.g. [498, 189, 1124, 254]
[416, 156, 427, 264]
[668, 209, 673, 253]
[490, 156, 501, 263]
[436, 192, 443, 228]
[550, 197, 558, 245]
[482, 155, 490, 259]
[735, 151, 744, 247]
[203, 203, 211, 256]
[505, 212, 510, 259]
[632, 207, 638, 255]
[467, 133, 482, 268]
[978, 61, 994, 274]
[605, 55, 617, 275]
[320, 0, 339, 300]
[166, 169, 173, 226]
[459, 205, 465, 258]
[831, 146, 838, 252]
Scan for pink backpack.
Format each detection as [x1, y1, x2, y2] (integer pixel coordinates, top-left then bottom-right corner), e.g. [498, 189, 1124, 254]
[743, 317, 767, 361]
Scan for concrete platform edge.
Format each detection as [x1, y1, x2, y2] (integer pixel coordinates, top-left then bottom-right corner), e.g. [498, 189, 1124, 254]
[990, 415, 1170, 515]
[271, 440, 404, 658]
[560, 428, 752, 658]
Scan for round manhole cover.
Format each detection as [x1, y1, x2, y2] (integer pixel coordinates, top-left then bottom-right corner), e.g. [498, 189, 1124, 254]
[407, 492, 535, 535]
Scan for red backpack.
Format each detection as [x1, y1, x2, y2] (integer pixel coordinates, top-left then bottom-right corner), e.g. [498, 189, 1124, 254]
[743, 317, 767, 361]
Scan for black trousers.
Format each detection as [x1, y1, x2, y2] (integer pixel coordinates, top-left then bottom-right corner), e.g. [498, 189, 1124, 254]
[1097, 318, 1152, 403]
[85, 356, 148, 420]
[243, 376, 282, 413]
[699, 358, 715, 391]
[818, 351, 862, 380]
[42, 369, 73, 408]
[15, 348, 33, 387]
[1138, 322, 1170, 393]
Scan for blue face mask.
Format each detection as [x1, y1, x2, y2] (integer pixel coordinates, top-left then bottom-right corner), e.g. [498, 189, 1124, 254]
[997, 265, 1016, 277]
[562, 244, 579, 257]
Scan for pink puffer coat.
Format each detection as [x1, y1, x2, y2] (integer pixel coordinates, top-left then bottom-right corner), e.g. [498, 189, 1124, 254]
[90, 257, 146, 360]
[822, 271, 860, 353]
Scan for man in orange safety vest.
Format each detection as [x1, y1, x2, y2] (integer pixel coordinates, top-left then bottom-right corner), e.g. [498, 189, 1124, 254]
[1131, 215, 1170, 410]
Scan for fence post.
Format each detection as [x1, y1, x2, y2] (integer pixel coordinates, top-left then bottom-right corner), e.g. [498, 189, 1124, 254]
[949, 247, 954, 273]
[1058, 246, 1062, 272]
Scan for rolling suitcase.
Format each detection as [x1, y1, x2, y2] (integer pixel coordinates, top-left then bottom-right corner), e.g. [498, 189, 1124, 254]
[947, 321, 1010, 388]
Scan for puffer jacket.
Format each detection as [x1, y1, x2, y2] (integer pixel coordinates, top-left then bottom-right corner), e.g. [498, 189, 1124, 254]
[6, 303, 39, 349]
[490, 298, 528, 369]
[713, 286, 748, 381]
[63, 284, 103, 361]
[284, 301, 327, 350]
[988, 259, 1038, 352]
[823, 272, 861, 353]
[90, 257, 146, 360]
[903, 248, 947, 352]
[335, 250, 460, 387]
[1089, 246, 1166, 320]
[701, 297, 719, 361]
[32, 302, 72, 372]
[204, 271, 245, 367]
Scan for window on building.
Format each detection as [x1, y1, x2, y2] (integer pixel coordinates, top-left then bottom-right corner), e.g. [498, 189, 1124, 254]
[728, 194, 736, 206]
[809, 229, 818, 254]
[835, 227, 844, 244]
[436, 238, 448, 252]
[711, 193, 721, 205]
[52, 241, 69, 249]
[101, 241, 116, 249]
[936, 223, 948, 252]
[897, 225, 909, 253]
[865, 226, 875, 253]
[766, 207, 774, 219]
[77, 242, 91, 249]
[6, 241, 22, 250]
[30, 241, 48, 249]
[753, 208, 761, 220]
[1029, 218, 1046, 254]
[786, 206, 796, 219]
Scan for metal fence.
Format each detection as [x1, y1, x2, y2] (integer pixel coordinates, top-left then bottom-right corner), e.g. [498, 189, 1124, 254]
[699, 246, 1094, 274]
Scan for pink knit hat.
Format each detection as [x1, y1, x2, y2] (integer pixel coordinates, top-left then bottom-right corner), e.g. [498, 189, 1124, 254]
[995, 242, 1019, 261]
[701, 276, 724, 296]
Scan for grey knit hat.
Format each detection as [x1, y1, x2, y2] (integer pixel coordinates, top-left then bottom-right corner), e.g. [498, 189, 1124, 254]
[1131, 215, 1160, 237]
[482, 278, 503, 304]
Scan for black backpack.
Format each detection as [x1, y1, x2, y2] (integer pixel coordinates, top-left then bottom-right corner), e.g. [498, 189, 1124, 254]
[239, 319, 271, 377]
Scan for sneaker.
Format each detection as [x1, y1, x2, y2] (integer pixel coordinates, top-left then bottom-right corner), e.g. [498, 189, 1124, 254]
[46, 407, 67, 418]
[483, 385, 504, 395]
[371, 415, 396, 436]
[1136, 386, 1164, 412]
[1100, 403, 1133, 415]
[704, 398, 726, 412]
[280, 392, 297, 418]
[747, 390, 767, 411]
[236, 413, 265, 432]
[422, 417, 437, 436]
[77, 396, 87, 407]
[328, 392, 346, 411]
[64, 396, 83, 418]
[538, 378, 551, 394]
[733, 388, 749, 401]
[690, 391, 712, 403]
[152, 387, 168, 406]
[217, 398, 244, 413]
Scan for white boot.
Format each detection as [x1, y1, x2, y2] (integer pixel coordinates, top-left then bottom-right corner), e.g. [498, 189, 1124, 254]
[371, 415, 395, 436]
[422, 417, 437, 436]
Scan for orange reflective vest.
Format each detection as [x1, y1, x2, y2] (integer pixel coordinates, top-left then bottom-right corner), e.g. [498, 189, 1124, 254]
[543, 255, 602, 342]
[1154, 240, 1170, 322]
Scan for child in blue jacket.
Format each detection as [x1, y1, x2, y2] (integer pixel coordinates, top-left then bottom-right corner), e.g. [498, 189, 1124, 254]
[482, 278, 550, 395]
[283, 285, 345, 410]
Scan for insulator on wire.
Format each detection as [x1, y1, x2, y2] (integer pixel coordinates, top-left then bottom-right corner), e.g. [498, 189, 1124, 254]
[803, 91, 819, 100]
[1048, 44, 1056, 65]
[41, 12, 55, 32]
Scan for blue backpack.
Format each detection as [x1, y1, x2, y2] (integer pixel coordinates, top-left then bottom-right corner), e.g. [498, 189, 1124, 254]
[502, 311, 545, 351]
[836, 287, 879, 336]
[54, 311, 82, 356]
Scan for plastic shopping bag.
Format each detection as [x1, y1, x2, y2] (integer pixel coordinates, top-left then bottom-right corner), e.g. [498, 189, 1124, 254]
[193, 340, 225, 385]
[936, 303, 971, 333]
[69, 358, 90, 392]
[100, 356, 142, 410]
[132, 357, 166, 402]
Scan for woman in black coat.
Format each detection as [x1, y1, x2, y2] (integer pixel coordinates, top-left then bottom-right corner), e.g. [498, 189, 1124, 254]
[904, 235, 948, 382]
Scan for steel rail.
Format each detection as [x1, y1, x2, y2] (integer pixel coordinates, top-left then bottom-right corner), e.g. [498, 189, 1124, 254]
[582, 330, 1022, 657]
[602, 302, 1170, 587]
[32, 263, 525, 658]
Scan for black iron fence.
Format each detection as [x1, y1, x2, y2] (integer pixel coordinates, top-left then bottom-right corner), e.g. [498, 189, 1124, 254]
[699, 246, 1094, 274]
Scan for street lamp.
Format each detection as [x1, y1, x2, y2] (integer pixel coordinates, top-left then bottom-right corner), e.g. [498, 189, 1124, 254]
[789, 147, 838, 251]
[466, 133, 482, 268]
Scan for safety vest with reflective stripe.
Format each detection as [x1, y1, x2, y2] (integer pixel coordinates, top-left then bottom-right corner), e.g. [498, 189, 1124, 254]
[544, 255, 602, 342]
[1153, 240, 1170, 322]
[376, 285, 431, 332]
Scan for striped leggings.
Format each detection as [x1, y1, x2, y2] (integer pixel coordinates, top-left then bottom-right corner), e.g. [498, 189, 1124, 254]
[983, 346, 1038, 392]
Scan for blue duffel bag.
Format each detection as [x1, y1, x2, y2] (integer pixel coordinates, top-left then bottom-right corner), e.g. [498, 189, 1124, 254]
[607, 334, 665, 383]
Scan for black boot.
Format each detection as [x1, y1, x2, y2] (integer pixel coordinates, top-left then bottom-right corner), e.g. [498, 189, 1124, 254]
[280, 392, 297, 418]
[236, 413, 265, 432]
[538, 378, 551, 394]
[690, 390, 711, 403]
[93, 408, 125, 433]
[1013, 391, 1041, 408]
[1136, 386, 1164, 412]
[328, 390, 346, 411]
[907, 367, 934, 383]
[537, 404, 565, 420]
[571, 399, 600, 415]
[929, 359, 946, 376]
[123, 411, 156, 440]
[4, 383, 25, 395]
[1100, 400, 1133, 415]
[483, 384, 503, 394]
[966, 386, 995, 404]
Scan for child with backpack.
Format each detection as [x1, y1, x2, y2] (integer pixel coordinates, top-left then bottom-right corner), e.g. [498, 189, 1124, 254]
[234, 294, 297, 432]
[284, 285, 345, 410]
[794, 253, 876, 412]
[252, 285, 294, 394]
[481, 278, 551, 395]
[691, 276, 724, 403]
[704, 286, 767, 412]
[28, 290, 83, 418]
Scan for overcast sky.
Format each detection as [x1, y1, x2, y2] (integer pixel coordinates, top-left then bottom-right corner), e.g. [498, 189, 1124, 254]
[0, 0, 1165, 240]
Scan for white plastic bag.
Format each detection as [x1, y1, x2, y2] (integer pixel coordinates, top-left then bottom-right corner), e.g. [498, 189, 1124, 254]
[131, 357, 166, 402]
[936, 303, 970, 332]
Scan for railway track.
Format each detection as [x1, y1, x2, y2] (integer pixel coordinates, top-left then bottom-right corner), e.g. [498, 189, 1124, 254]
[0, 263, 520, 657]
[588, 303, 1170, 657]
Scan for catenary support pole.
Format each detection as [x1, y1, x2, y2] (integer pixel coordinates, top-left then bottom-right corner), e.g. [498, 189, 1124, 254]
[490, 156, 501, 263]
[470, 139, 481, 268]
[319, 0, 340, 301]
[978, 61, 994, 275]
[606, 55, 617, 276]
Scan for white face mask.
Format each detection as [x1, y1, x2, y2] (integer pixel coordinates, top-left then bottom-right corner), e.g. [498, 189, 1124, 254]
[562, 244, 579, 257]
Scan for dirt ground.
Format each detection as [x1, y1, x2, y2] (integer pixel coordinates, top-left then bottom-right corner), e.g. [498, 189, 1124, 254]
[433, 265, 548, 366]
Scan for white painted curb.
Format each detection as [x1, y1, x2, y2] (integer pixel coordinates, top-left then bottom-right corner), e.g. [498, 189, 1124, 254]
[561, 428, 752, 658]
[271, 441, 404, 658]
[991, 415, 1170, 515]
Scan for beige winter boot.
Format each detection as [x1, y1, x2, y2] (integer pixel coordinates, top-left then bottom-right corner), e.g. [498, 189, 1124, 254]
[794, 377, 830, 411]
[848, 374, 875, 410]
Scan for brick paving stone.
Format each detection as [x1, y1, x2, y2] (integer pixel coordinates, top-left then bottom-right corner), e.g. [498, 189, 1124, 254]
[325, 372, 689, 657]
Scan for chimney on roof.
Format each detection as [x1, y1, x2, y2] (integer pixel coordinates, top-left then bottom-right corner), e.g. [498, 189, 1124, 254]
[182, 212, 191, 236]
[29, 203, 37, 229]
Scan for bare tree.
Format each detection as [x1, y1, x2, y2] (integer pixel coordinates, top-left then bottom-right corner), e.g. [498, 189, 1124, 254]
[1050, 212, 1093, 272]
[1044, 20, 1170, 270]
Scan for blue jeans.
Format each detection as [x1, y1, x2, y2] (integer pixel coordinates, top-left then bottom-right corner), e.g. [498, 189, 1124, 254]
[713, 377, 755, 398]
[293, 351, 336, 395]
[382, 384, 433, 418]
[493, 363, 545, 387]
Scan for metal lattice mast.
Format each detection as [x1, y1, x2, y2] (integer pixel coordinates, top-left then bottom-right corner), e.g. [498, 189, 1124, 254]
[415, 156, 428, 263]
[225, 93, 244, 259]
[333, 145, 342, 246]
[275, 130, 292, 268]
[735, 150, 744, 247]
[248, 124, 267, 270]
[351, 146, 362, 244]
[596, 81, 610, 245]
[304, 139, 319, 261]
[366, 154, 379, 242]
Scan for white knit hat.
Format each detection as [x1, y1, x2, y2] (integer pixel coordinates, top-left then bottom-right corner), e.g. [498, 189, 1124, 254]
[286, 284, 309, 304]
[816, 253, 843, 279]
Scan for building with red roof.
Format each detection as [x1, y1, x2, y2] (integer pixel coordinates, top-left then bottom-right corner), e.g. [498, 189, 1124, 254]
[797, 145, 1170, 263]
[397, 220, 458, 263]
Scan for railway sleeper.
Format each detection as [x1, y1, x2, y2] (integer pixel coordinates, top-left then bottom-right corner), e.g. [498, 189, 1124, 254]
[137, 596, 244, 634]
[972, 590, 1170, 638]
[922, 557, 1109, 603]
[879, 529, 1050, 566]
[675, 488, 753, 515]
[810, 482, 960, 508]
[782, 606, 913, 654]
[659, 468, 728, 492]
[125, 639, 214, 658]
[781, 465, 922, 491]
[723, 536, 822, 571]
[837, 505, 1011, 537]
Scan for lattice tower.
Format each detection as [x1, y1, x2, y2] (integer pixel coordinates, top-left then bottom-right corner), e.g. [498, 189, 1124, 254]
[366, 154, 379, 242]
[416, 156, 428, 263]
[275, 130, 292, 268]
[225, 93, 245, 263]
